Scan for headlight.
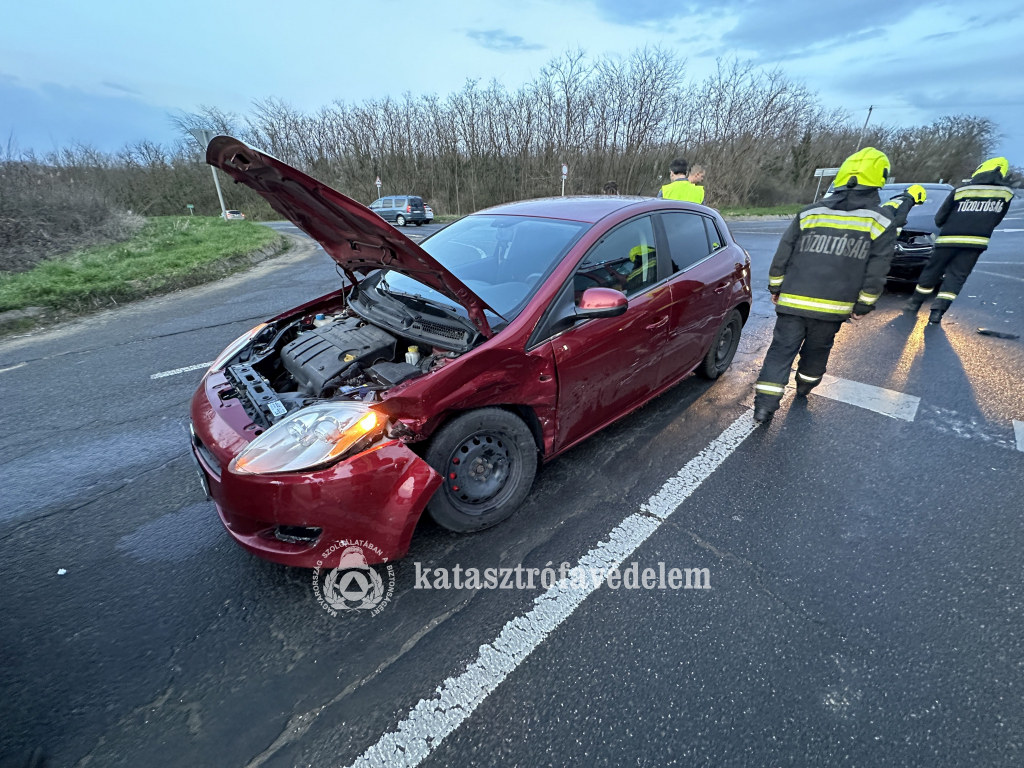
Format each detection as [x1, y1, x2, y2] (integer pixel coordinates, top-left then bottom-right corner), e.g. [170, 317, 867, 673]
[231, 403, 385, 475]
[208, 323, 268, 373]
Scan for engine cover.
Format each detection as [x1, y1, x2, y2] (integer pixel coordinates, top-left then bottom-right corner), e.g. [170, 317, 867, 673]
[280, 316, 396, 394]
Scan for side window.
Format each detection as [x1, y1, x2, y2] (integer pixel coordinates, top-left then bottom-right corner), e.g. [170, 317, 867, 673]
[382, 199, 394, 208]
[662, 212, 711, 273]
[705, 217, 724, 250]
[574, 216, 658, 301]
[395, 198, 407, 208]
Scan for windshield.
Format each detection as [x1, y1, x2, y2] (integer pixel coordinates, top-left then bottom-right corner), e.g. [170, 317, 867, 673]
[879, 184, 951, 218]
[381, 214, 589, 321]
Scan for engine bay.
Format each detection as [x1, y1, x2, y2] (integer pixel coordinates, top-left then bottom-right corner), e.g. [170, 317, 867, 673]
[218, 307, 459, 429]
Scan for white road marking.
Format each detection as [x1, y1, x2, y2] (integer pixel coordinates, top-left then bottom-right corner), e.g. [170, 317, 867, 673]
[995, 228, 1024, 233]
[1014, 420, 1024, 453]
[977, 261, 1024, 265]
[0, 362, 27, 374]
[812, 374, 920, 422]
[344, 411, 758, 768]
[150, 361, 215, 379]
[976, 270, 1024, 283]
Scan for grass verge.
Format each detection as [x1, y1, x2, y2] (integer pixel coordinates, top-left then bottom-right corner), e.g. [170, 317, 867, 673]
[0, 216, 286, 315]
[719, 204, 804, 217]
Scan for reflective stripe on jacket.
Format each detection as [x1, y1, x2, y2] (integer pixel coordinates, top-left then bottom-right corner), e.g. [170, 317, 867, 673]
[766, 186, 898, 320]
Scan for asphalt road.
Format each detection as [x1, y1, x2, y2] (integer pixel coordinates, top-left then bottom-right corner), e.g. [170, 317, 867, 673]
[1, 212, 1022, 768]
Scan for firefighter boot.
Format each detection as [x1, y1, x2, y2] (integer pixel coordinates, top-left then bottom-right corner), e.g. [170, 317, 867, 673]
[753, 405, 774, 423]
[928, 307, 945, 325]
[904, 290, 929, 313]
[796, 381, 816, 397]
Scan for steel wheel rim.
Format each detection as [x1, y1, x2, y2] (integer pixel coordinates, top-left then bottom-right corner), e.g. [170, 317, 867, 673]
[444, 430, 519, 514]
[716, 322, 736, 365]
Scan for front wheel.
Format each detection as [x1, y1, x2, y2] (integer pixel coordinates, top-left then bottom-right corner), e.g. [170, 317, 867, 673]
[697, 309, 743, 379]
[395, 215, 406, 226]
[424, 408, 538, 532]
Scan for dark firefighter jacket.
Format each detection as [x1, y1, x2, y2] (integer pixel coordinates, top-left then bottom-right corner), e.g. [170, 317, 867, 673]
[934, 169, 1014, 249]
[767, 186, 898, 319]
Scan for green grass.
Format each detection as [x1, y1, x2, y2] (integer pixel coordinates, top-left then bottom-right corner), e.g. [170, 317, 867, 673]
[718, 204, 804, 217]
[0, 216, 283, 313]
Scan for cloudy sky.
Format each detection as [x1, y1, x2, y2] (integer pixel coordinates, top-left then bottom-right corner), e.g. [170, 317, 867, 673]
[3, 0, 1022, 161]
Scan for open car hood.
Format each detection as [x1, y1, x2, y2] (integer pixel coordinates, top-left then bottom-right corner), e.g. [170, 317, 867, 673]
[206, 136, 494, 336]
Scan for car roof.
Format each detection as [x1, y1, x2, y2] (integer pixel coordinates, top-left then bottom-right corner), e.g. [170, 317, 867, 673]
[475, 195, 652, 223]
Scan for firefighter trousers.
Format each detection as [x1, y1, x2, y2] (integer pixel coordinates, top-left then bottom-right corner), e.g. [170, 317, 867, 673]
[912, 246, 983, 312]
[754, 314, 844, 411]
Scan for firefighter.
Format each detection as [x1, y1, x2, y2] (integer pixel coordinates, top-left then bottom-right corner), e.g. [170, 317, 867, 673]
[753, 147, 900, 423]
[882, 184, 927, 229]
[904, 157, 1014, 324]
[658, 158, 705, 203]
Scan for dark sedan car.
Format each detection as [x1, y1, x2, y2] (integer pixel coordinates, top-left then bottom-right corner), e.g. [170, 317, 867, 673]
[190, 137, 752, 568]
[878, 182, 954, 284]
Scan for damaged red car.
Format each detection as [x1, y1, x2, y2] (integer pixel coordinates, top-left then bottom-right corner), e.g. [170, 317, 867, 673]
[190, 137, 752, 568]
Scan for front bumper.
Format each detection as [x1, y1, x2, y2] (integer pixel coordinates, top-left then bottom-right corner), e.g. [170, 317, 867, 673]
[190, 373, 441, 568]
[887, 247, 933, 284]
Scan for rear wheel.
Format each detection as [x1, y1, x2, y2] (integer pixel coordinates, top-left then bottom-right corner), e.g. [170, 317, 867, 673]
[395, 214, 406, 226]
[697, 309, 742, 379]
[415, 221, 424, 226]
[424, 408, 538, 532]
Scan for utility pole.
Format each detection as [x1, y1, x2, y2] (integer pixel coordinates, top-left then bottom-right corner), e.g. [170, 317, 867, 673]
[854, 106, 874, 152]
[189, 128, 229, 220]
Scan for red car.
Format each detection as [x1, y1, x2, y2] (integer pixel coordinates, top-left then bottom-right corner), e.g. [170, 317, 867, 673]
[190, 137, 752, 568]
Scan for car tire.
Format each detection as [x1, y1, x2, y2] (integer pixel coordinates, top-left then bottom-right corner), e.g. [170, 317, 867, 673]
[424, 408, 538, 533]
[396, 215, 406, 227]
[415, 221, 423, 226]
[697, 309, 743, 380]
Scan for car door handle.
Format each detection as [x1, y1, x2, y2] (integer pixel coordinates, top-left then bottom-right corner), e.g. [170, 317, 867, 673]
[646, 316, 668, 331]
[714, 281, 731, 294]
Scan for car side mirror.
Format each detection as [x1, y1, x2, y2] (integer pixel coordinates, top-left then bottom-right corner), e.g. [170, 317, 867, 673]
[575, 287, 628, 320]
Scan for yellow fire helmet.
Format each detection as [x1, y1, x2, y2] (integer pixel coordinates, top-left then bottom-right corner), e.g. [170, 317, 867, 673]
[834, 147, 891, 189]
[906, 184, 927, 204]
[973, 157, 1009, 179]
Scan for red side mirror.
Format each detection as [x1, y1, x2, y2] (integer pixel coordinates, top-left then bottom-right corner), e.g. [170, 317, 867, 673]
[577, 287, 628, 319]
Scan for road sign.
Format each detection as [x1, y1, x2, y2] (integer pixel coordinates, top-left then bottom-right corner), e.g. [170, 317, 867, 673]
[812, 167, 841, 202]
[187, 204, 194, 215]
[561, 164, 568, 179]
[375, 177, 382, 195]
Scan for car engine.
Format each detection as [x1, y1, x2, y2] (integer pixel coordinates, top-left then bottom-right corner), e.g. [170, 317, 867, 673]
[280, 316, 396, 395]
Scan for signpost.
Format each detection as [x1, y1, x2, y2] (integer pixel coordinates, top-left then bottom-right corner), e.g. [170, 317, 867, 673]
[189, 128, 229, 220]
[812, 167, 840, 202]
[561, 164, 568, 196]
[186, 204, 194, 215]
[375, 176, 382, 198]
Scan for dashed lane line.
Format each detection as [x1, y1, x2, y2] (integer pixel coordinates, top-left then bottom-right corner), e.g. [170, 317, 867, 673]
[342, 410, 758, 768]
[0, 362, 27, 375]
[1015, 421, 1024, 453]
[975, 270, 1024, 283]
[812, 374, 920, 422]
[150, 361, 215, 379]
